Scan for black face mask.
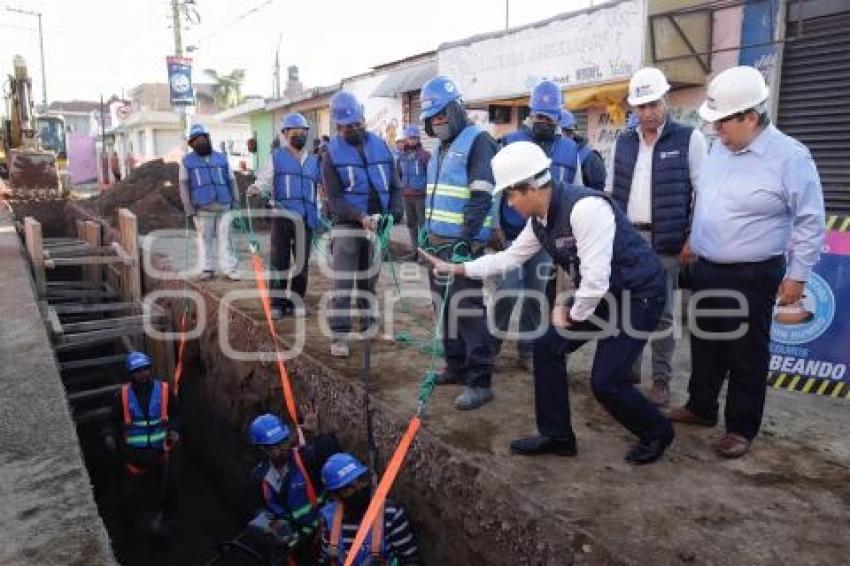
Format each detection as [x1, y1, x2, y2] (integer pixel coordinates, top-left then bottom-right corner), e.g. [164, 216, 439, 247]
[532, 122, 557, 141]
[343, 128, 365, 145]
[193, 140, 212, 156]
[343, 486, 371, 514]
[289, 135, 307, 150]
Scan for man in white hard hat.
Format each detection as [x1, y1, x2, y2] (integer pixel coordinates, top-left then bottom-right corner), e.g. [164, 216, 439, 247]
[606, 67, 707, 407]
[667, 65, 825, 458]
[420, 141, 675, 464]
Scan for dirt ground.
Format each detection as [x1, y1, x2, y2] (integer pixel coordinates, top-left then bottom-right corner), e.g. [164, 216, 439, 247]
[142, 227, 850, 566]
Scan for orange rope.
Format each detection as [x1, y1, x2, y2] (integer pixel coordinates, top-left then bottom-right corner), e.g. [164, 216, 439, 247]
[251, 253, 304, 445]
[172, 311, 188, 394]
[343, 416, 421, 566]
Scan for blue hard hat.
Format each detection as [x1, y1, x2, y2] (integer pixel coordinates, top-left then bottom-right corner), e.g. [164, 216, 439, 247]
[188, 123, 209, 140]
[559, 110, 576, 129]
[322, 452, 368, 491]
[420, 76, 461, 120]
[330, 91, 364, 126]
[249, 413, 291, 446]
[530, 80, 563, 122]
[403, 124, 420, 138]
[125, 351, 152, 374]
[280, 112, 310, 131]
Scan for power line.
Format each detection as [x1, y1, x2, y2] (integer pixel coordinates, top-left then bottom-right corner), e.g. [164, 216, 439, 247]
[189, 0, 276, 48]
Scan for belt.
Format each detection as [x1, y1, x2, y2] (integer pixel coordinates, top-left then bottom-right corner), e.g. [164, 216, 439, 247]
[697, 255, 785, 269]
[632, 222, 652, 231]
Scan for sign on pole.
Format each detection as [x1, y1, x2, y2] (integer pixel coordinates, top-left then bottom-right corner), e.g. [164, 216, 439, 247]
[166, 56, 195, 106]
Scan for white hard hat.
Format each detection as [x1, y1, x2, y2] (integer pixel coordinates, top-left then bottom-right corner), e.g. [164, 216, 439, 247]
[699, 65, 769, 122]
[492, 141, 551, 193]
[627, 67, 671, 106]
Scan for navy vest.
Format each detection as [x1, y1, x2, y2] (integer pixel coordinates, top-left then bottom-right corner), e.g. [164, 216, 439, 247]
[272, 147, 320, 229]
[531, 182, 666, 300]
[398, 150, 428, 193]
[183, 151, 232, 207]
[327, 133, 393, 214]
[612, 120, 693, 255]
[501, 129, 579, 234]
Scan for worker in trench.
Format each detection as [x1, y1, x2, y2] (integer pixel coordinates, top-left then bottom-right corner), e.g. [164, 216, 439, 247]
[418, 75, 500, 411]
[243, 411, 340, 564]
[179, 123, 242, 281]
[318, 453, 420, 565]
[420, 141, 675, 464]
[247, 112, 323, 319]
[102, 351, 181, 536]
[322, 90, 402, 359]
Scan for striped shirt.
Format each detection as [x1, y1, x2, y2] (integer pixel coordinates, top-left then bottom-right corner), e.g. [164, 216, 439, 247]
[318, 500, 420, 565]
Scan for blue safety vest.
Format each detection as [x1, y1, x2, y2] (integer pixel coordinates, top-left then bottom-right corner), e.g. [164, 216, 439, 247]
[183, 151, 232, 207]
[501, 130, 579, 232]
[121, 380, 169, 450]
[425, 124, 492, 241]
[260, 448, 320, 530]
[272, 147, 320, 229]
[398, 150, 428, 193]
[321, 501, 386, 565]
[327, 133, 393, 214]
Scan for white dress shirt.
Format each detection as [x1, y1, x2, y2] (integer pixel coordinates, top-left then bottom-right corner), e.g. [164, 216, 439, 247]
[464, 196, 615, 321]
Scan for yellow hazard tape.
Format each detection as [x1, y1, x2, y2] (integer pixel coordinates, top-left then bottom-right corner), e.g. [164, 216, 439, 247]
[825, 215, 850, 232]
[768, 372, 850, 400]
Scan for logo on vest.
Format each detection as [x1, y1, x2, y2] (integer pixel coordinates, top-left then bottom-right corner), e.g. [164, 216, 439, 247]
[659, 150, 680, 159]
[554, 236, 576, 250]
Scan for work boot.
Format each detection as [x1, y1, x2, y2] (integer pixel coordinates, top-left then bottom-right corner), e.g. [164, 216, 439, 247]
[625, 428, 674, 465]
[199, 270, 214, 281]
[330, 340, 350, 358]
[510, 434, 577, 456]
[648, 379, 670, 406]
[715, 433, 750, 459]
[226, 270, 241, 281]
[666, 406, 716, 427]
[454, 386, 494, 410]
[434, 368, 464, 385]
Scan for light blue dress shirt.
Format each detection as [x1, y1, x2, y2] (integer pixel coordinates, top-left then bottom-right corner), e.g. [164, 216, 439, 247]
[690, 125, 825, 281]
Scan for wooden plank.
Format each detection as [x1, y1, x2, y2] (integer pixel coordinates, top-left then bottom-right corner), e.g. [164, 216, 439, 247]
[46, 246, 118, 258]
[46, 288, 119, 298]
[118, 209, 141, 350]
[76, 220, 86, 240]
[45, 255, 126, 268]
[53, 301, 139, 314]
[66, 384, 122, 404]
[111, 241, 134, 265]
[61, 314, 165, 333]
[46, 306, 63, 336]
[84, 221, 103, 286]
[24, 218, 45, 297]
[60, 353, 126, 371]
[47, 280, 104, 289]
[55, 327, 147, 351]
[72, 406, 113, 425]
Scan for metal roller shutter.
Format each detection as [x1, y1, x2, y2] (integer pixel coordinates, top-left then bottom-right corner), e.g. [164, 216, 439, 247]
[778, 4, 850, 213]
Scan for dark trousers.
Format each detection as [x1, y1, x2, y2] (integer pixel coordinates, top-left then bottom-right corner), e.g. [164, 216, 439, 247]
[534, 297, 672, 442]
[329, 228, 379, 336]
[428, 261, 495, 388]
[270, 216, 313, 310]
[403, 195, 426, 251]
[686, 256, 785, 440]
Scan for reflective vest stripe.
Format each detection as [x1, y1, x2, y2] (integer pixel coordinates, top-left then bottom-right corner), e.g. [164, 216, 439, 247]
[432, 184, 470, 199]
[121, 381, 169, 448]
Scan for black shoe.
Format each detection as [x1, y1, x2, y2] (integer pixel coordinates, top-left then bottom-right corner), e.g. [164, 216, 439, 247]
[625, 429, 674, 465]
[510, 434, 577, 456]
[434, 369, 464, 385]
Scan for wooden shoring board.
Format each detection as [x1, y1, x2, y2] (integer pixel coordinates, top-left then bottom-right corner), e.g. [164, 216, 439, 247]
[60, 353, 127, 371]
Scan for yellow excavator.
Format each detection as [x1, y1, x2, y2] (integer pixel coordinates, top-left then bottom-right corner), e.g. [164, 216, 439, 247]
[0, 55, 64, 195]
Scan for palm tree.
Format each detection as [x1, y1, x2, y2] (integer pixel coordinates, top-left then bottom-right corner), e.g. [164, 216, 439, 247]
[203, 68, 247, 109]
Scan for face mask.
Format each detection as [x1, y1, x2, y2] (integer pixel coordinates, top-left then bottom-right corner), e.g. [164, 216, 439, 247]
[193, 140, 212, 156]
[532, 122, 556, 141]
[432, 123, 453, 141]
[343, 128, 365, 145]
[289, 135, 307, 150]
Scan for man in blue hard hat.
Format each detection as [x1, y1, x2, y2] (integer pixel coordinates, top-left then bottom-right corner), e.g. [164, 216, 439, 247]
[490, 80, 576, 371]
[245, 412, 339, 564]
[102, 351, 181, 533]
[418, 75, 501, 411]
[558, 110, 606, 191]
[179, 123, 242, 281]
[247, 113, 322, 319]
[322, 91, 402, 358]
[421, 141, 675, 465]
[318, 453, 420, 565]
[396, 124, 431, 259]
[606, 67, 707, 406]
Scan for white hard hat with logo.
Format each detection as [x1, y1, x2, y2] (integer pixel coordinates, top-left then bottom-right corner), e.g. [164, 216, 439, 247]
[492, 141, 552, 194]
[627, 67, 671, 106]
[699, 65, 770, 122]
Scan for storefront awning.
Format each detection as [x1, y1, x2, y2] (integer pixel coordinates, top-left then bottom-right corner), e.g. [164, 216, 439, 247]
[371, 61, 438, 98]
[565, 80, 630, 124]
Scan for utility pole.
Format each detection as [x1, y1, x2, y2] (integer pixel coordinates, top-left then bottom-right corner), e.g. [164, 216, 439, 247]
[7, 7, 48, 109]
[170, 0, 188, 137]
[505, 0, 509, 29]
[273, 33, 282, 99]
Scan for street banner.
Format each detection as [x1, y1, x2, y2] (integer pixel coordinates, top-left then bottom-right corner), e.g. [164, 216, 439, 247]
[768, 215, 850, 400]
[166, 56, 194, 106]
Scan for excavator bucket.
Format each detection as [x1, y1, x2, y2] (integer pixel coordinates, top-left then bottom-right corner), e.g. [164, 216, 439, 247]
[6, 148, 60, 196]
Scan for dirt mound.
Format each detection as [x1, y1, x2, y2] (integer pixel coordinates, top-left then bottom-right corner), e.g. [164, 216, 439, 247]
[84, 159, 256, 233]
